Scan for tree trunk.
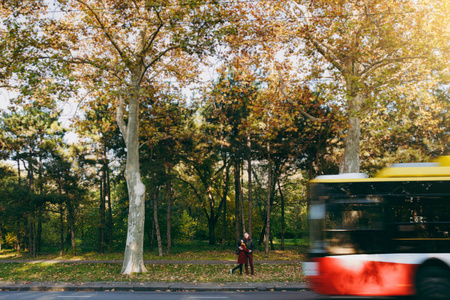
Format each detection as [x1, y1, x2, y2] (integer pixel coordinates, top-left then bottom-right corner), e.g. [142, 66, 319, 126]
[119, 79, 147, 274]
[234, 158, 241, 243]
[240, 163, 246, 235]
[105, 146, 113, 252]
[145, 195, 152, 249]
[166, 166, 172, 255]
[28, 215, 35, 258]
[221, 196, 227, 248]
[17, 159, 21, 185]
[16, 221, 21, 252]
[150, 218, 155, 250]
[258, 213, 267, 246]
[265, 144, 272, 258]
[28, 219, 32, 256]
[278, 180, 285, 251]
[340, 89, 362, 174]
[37, 215, 43, 254]
[37, 157, 43, 254]
[153, 188, 163, 257]
[59, 203, 64, 256]
[208, 216, 216, 245]
[98, 169, 105, 253]
[221, 158, 230, 248]
[70, 216, 76, 256]
[270, 229, 275, 251]
[247, 135, 253, 238]
[67, 202, 76, 256]
[206, 186, 217, 245]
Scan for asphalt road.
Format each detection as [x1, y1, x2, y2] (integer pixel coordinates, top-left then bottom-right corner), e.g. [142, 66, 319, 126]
[0, 291, 325, 300]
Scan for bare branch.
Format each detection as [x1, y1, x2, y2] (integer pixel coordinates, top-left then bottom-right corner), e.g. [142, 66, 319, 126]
[75, 0, 125, 59]
[140, 46, 180, 84]
[307, 35, 346, 74]
[286, 1, 342, 73]
[63, 56, 127, 86]
[142, 8, 164, 55]
[361, 55, 427, 79]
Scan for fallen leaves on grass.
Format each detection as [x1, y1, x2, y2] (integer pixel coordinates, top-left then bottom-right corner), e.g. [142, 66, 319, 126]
[0, 263, 305, 283]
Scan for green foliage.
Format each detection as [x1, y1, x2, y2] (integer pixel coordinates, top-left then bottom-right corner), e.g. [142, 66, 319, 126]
[178, 210, 198, 242]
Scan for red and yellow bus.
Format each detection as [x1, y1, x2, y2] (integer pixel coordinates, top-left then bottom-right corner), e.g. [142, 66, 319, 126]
[304, 156, 450, 299]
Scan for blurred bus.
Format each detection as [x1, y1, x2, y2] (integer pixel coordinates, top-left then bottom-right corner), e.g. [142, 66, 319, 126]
[304, 156, 450, 299]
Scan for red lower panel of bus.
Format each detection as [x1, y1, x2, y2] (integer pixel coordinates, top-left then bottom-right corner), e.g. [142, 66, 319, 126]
[308, 256, 416, 296]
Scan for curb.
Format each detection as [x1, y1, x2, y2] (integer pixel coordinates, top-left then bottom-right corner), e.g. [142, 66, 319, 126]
[0, 282, 308, 292]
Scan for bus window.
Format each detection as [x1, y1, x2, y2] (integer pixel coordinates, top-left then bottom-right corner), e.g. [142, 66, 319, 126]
[325, 202, 385, 255]
[389, 196, 450, 253]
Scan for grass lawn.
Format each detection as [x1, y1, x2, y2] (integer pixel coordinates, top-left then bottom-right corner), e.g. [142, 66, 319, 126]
[0, 263, 305, 283]
[0, 241, 307, 283]
[0, 240, 308, 262]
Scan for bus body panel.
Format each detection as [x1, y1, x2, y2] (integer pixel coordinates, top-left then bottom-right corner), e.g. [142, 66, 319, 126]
[306, 253, 450, 296]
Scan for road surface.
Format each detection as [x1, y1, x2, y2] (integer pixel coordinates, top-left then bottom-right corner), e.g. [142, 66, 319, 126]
[0, 291, 325, 300]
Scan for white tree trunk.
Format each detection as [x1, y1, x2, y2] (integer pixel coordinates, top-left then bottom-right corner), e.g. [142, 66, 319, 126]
[119, 80, 147, 274]
[121, 167, 147, 274]
[340, 115, 361, 173]
[340, 88, 362, 174]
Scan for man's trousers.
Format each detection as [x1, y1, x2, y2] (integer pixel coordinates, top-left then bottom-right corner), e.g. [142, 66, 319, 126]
[245, 253, 254, 275]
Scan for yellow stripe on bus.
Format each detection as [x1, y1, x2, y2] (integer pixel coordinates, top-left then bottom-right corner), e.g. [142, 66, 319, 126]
[310, 176, 450, 183]
[392, 238, 450, 241]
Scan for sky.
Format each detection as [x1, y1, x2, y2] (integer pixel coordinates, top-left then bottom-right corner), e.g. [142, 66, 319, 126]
[0, 89, 13, 110]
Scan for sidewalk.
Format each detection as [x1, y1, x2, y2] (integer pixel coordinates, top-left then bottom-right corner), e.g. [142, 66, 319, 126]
[0, 281, 308, 292]
[0, 259, 302, 265]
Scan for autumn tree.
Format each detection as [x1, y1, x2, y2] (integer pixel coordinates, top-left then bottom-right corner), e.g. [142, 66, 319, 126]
[44, 0, 229, 273]
[245, 0, 448, 173]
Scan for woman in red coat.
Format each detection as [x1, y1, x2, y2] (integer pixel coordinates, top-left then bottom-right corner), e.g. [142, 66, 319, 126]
[231, 240, 248, 275]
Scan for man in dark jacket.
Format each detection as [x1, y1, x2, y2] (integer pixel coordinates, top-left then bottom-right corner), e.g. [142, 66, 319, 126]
[243, 232, 255, 275]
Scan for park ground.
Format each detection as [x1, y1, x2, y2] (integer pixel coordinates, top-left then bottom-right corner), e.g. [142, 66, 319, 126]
[0, 241, 306, 284]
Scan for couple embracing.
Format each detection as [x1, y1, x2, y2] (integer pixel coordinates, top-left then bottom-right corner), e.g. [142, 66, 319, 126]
[231, 232, 255, 275]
